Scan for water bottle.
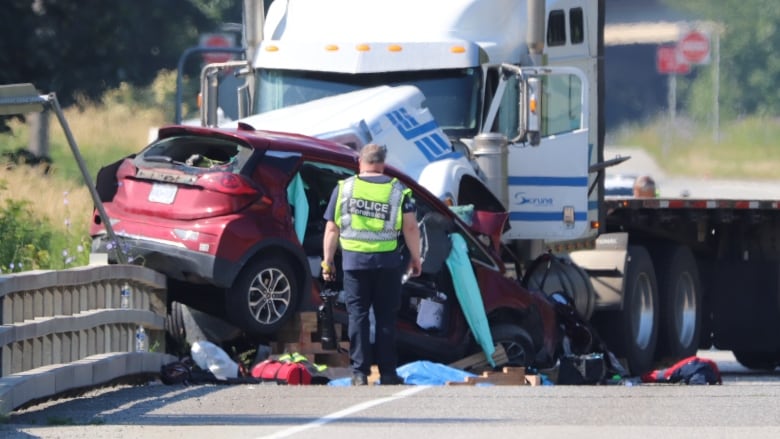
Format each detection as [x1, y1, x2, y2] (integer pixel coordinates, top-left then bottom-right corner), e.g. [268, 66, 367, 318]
[135, 326, 147, 352]
[120, 282, 131, 309]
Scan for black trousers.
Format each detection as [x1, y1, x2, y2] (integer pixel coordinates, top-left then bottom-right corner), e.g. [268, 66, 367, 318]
[343, 267, 402, 376]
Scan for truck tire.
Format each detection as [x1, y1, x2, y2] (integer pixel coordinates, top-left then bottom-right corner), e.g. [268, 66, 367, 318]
[226, 256, 299, 336]
[654, 245, 702, 361]
[593, 245, 658, 375]
[733, 351, 779, 371]
[490, 323, 535, 368]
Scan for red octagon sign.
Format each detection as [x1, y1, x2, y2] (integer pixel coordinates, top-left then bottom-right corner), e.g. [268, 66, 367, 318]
[200, 33, 235, 64]
[678, 30, 710, 65]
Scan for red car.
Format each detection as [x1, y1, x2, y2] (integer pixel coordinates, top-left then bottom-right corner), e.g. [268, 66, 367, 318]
[91, 124, 571, 368]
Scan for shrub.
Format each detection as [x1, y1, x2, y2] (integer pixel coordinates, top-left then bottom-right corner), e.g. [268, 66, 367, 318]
[0, 73, 171, 272]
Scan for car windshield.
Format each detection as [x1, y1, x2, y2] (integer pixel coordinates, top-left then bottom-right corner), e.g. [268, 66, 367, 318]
[254, 68, 481, 136]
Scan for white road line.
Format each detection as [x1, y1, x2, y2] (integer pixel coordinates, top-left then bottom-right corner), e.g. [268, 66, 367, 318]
[257, 386, 429, 439]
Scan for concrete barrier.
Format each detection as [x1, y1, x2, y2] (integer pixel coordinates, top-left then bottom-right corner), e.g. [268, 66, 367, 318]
[0, 264, 176, 414]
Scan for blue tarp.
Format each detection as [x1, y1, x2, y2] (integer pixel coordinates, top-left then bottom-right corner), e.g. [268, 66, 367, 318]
[286, 172, 309, 244]
[446, 233, 496, 367]
[326, 360, 553, 386]
[327, 360, 477, 386]
[396, 360, 477, 385]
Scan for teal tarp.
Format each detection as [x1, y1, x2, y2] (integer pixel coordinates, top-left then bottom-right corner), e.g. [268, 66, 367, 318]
[446, 233, 496, 367]
[286, 172, 309, 244]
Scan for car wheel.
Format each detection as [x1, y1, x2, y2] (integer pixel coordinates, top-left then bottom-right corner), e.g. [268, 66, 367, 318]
[165, 301, 188, 356]
[227, 256, 299, 336]
[490, 323, 535, 368]
[166, 301, 186, 340]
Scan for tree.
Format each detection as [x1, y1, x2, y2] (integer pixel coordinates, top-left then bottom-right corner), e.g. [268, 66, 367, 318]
[663, 0, 780, 119]
[0, 0, 240, 107]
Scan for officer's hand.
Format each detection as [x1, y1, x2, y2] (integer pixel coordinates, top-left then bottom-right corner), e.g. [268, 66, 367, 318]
[321, 260, 336, 282]
[407, 256, 422, 278]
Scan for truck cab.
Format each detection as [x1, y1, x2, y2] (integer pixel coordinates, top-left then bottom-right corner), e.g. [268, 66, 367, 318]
[205, 0, 604, 255]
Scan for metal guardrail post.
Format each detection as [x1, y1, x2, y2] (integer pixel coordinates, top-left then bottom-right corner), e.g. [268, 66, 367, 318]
[0, 83, 126, 264]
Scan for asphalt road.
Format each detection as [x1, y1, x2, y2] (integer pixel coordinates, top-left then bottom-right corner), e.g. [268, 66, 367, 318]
[2, 350, 779, 439]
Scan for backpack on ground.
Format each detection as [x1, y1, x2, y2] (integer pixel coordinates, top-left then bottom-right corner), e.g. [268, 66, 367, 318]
[251, 358, 312, 385]
[641, 356, 722, 385]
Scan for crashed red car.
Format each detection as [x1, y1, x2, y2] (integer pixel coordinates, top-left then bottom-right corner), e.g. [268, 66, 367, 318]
[91, 123, 575, 368]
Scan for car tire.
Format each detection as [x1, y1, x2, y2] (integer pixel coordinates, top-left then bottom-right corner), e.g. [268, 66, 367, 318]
[166, 301, 186, 340]
[490, 323, 536, 368]
[226, 256, 299, 336]
[165, 301, 188, 356]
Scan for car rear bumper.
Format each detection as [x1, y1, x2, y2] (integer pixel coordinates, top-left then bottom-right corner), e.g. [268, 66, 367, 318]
[91, 234, 236, 288]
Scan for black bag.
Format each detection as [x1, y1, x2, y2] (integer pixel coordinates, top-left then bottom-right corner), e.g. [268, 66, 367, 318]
[318, 287, 339, 350]
[161, 361, 191, 385]
[557, 353, 606, 385]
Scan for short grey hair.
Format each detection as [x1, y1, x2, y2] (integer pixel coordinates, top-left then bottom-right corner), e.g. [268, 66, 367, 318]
[359, 144, 387, 164]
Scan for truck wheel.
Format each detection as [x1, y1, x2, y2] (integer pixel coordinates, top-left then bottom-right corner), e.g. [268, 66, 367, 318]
[226, 256, 299, 336]
[733, 351, 779, 371]
[654, 245, 702, 360]
[593, 245, 658, 375]
[490, 323, 535, 368]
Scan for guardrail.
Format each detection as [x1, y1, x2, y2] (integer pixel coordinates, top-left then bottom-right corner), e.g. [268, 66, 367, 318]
[0, 264, 176, 414]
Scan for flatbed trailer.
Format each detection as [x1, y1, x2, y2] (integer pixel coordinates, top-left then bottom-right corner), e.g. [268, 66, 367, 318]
[589, 197, 780, 371]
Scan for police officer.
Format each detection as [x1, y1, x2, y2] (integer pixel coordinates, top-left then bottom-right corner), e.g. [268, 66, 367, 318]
[633, 175, 657, 198]
[321, 144, 422, 385]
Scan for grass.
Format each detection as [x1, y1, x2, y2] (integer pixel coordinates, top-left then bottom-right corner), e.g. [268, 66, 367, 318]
[612, 116, 780, 180]
[2, 113, 163, 187]
[0, 166, 92, 234]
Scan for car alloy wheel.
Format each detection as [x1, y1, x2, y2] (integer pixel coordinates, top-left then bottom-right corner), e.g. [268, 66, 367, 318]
[227, 256, 299, 336]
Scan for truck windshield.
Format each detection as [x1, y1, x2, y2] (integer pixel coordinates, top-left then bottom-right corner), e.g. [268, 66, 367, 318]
[254, 68, 480, 135]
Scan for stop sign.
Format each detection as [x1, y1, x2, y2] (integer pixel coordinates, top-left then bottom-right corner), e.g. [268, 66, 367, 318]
[199, 33, 236, 64]
[678, 30, 710, 65]
[657, 45, 690, 75]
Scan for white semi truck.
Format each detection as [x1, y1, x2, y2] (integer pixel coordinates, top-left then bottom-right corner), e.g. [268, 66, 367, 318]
[196, 0, 780, 375]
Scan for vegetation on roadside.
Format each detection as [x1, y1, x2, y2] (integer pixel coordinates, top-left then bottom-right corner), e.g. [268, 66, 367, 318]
[0, 166, 92, 272]
[0, 73, 172, 272]
[612, 115, 780, 180]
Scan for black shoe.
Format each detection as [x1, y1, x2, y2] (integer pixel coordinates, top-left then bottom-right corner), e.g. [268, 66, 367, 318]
[351, 372, 368, 386]
[379, 374, 405, 385]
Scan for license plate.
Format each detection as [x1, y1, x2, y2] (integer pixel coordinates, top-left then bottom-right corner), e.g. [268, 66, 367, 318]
[148, 183, 177, 204]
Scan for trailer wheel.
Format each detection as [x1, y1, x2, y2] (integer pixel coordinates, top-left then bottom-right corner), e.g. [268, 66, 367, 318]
[733, 351, 779, 371]
[654, 245, 702, 360]
[490, 323, 535, 368]
[593, 245, 658, 375]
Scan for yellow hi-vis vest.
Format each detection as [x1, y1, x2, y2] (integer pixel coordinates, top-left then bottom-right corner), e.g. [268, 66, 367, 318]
[334, 176, 410, 253]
